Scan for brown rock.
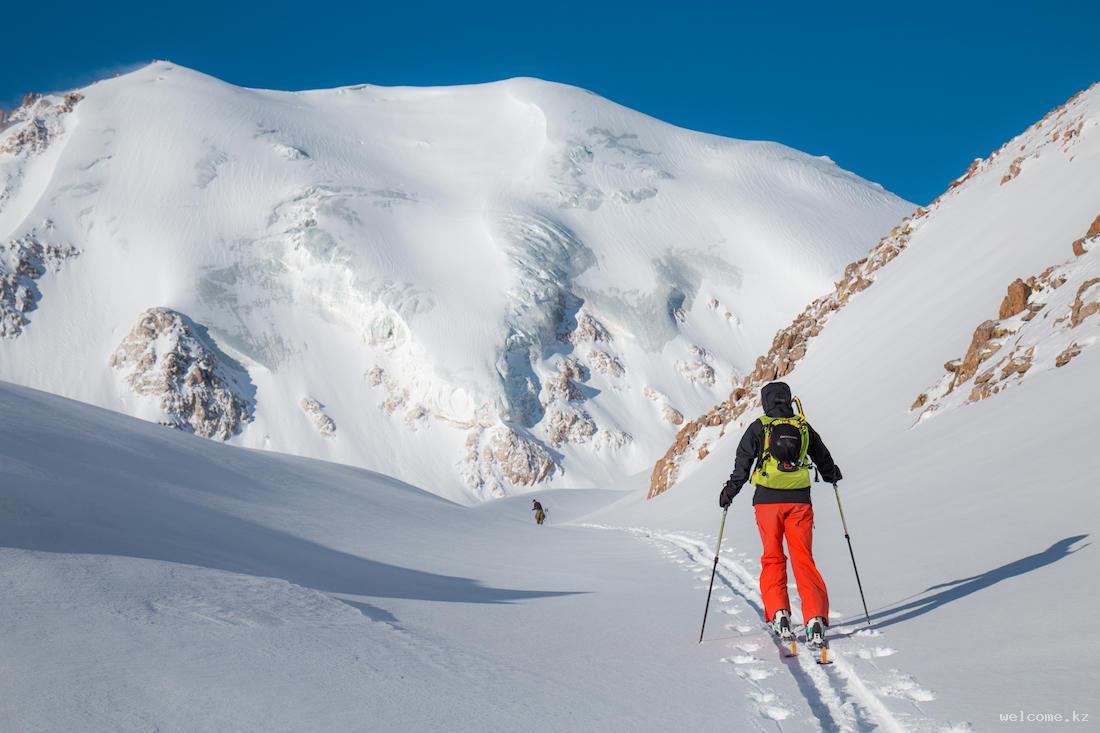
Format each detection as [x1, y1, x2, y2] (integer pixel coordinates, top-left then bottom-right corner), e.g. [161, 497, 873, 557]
[1070, 277, 1100, 327]
[1071, 214, 1100, 256]
[1055, 342, 1082, 368]
[998, 278, 1031, 319]
[954, 320, 1002, 385]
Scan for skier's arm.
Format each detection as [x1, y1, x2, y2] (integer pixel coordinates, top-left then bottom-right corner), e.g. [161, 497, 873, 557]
[719, 421, 761, 506]
[807, 424, 843, 483]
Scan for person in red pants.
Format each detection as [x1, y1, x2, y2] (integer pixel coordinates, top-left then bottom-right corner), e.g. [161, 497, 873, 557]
[719, 381, 842, 645]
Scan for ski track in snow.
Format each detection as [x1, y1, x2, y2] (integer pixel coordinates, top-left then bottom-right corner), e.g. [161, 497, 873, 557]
[585, 524, 948, 733]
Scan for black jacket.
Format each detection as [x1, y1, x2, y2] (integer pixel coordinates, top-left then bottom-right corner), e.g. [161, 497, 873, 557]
[723, 382, 842, 505]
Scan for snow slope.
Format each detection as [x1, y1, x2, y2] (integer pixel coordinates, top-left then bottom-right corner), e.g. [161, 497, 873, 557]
[0, 379, 928, 732]
[625, 83, 1100, 727]
[0, 62, 909, 501]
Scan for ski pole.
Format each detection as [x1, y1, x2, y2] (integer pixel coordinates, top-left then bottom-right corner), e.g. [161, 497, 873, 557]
[699, 508, 729, 643]
[833, 482, 871, 626]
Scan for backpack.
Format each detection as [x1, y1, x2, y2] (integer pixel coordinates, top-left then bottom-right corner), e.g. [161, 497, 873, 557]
[750, 415, 811, 489]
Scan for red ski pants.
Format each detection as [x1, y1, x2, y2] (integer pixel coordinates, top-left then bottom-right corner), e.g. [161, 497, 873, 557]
[754, 503, 829, 625]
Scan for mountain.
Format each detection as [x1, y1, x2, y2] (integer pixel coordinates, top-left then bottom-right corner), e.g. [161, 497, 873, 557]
[637, 82, 1100, 724]
[0, 62, 910, 502]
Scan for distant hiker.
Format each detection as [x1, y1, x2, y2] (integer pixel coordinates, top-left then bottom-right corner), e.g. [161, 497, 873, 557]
[532, 499, 546, 526]
[718, 381, 842, 648]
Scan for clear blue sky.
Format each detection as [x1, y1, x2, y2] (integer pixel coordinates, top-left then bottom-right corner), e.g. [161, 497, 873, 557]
[4, 0, 1097, 203]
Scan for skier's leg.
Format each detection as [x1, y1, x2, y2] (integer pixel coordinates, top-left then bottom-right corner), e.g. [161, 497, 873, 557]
[754, 503, 791, 622]
[784, 504, 829, 624]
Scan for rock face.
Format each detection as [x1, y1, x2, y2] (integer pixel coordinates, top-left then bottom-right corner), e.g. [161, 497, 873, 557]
[299, 398, 336, 437]
[648, 82, 1100, 499]
[462, 424, 556, 499]
[0, 226, 79, 338]
[912, 244, 1100, 418]
[1072, 213, 1100, 257]
[110, 308, 255, 440]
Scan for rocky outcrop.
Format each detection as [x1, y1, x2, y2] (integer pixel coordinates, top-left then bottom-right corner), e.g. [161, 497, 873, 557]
[462, 424, 556, 499]
[542, 357, 588, 403]
[0, 227, 79, 338]
[998, 279, 1032, 319]
[676, 345, 716, 386]
[544, 403, 597, 446]
[299, 398, 336, 437]
[110, 308, 255, 440]
[648, 82, 1100, 500]
[644, 386, 684, 426]
[1070, 277, 1100, 327]
[587, 349, 624, 377]
[1072, 214, 1100, 257]
[912, 241, 1100, 419]
[565, 310, 611, 344]
[0, 92, 82, 155]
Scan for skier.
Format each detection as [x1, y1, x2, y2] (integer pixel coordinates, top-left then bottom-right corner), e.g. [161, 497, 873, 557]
[532, 499, 546, 526]
[718, 381, 842, 648]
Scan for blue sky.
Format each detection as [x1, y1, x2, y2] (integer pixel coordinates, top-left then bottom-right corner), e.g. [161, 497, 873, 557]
[3, 0, 1097, 203]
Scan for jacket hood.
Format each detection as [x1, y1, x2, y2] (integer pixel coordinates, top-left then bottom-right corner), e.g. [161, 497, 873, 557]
[761, 382, 794, 418]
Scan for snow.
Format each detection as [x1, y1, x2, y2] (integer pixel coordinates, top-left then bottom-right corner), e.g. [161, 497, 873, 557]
[615, 83, 1100, 728]
[2, 64, 1096, 732]
[0, 61, 909, 501]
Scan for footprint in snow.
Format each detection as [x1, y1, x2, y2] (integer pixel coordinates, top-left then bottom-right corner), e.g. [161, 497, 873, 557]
[857, 647, 897, 659]
[722, 654, 761, 665]
[748, 692, 792, 721]
[735, 625, 753, 633]
[737, 667, 774, 682]
[717, 595, 734, 603]
[736, 642, 761, 652]
[879, 675, 935, 702]
[854, 628, 883, 638]
[720, 607, 742, 615]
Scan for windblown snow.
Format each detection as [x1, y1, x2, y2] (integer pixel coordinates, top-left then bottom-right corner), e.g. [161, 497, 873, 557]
[0, 62, 910, 501]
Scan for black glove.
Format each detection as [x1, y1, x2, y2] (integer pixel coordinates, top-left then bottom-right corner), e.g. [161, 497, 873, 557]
[826, 465, 843, 484]
[718, 482, 737, 509]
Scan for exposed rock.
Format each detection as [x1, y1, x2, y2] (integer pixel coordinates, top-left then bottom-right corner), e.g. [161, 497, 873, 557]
[110, 308, 255, 440]
[0, 92, 81, 156]
[404, 404, 429, 430]
[463, 425, 556, 499]
[662, 403, 685, 426]
[365, 365, 385, 386]
[544, 404, 597, 446]
[676, 345, 716, 386]
[1000, 156, 1024, 185]
[1055, 342, 1082, 367]
[0, 228, 79, 338]
[998, 278, 1031, 319]
[565, 311, 611, 344]
[1072, 214, 1100, 257]
[595, 429, 632, 451]
[1070, 277, 1100, 327]
[299, 398, 336, 437]
[542, 357, 588, 403]
[953, 320, 1004, 386]
[587, 349, 624, 377]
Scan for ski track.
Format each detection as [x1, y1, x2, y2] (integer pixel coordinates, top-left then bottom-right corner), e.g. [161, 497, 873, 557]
[585, 524, 939, 733]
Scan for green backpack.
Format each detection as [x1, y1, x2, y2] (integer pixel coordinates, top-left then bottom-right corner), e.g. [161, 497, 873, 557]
[750, 415, 811, 489]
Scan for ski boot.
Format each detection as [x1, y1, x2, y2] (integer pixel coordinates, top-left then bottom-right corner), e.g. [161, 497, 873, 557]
[804, 616, 832, 664]
[770, 609, 793, 640]
[770, 609, 797, 656]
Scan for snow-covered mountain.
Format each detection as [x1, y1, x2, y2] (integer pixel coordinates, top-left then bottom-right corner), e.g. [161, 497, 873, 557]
[0, 62, 909, 501]
[639, 82, 1100, 725]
